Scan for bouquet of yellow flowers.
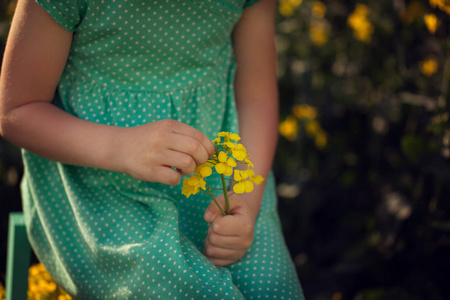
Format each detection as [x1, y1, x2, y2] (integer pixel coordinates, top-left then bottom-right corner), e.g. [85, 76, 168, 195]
[182, 132, 264, 215]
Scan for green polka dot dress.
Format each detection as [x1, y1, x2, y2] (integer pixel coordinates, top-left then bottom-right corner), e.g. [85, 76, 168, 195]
[21, 0, 304, 299]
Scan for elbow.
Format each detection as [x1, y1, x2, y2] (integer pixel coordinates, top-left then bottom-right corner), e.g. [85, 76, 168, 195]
[0, 105, 7, 137]
[0, 112, 11, 140]
[0, 104, 16, 141]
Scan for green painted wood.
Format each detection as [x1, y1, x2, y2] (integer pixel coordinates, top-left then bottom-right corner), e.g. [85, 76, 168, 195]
[6, 212, 31, 300]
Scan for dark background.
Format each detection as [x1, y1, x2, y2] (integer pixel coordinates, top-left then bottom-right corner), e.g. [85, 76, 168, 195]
[1, 0, 450, 299]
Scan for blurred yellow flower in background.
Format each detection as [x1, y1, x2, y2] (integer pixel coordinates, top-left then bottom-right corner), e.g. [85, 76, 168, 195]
[0, 283, 5, 300]
[279, 115, 299, 141]
[5, 1, 16, 16]
[306, 120, 321, 137]
[399, 1, 426, 25]
[347, 4, 374, 42]
[312, 1, 327, 18]
[279, 104, 328, 149]
[424, 13, 439, 33]
[11, 263, 74, 300]
[310, 19, 330, 46]
[315, 129, 328, 149]
[278, 0, 303, 17]
[430, 0, 450, 14]
[419, 55, 439, 76]
[293, 104, 318, 119]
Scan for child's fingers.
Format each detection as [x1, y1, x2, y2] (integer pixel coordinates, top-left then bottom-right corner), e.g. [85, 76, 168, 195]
[204, 194, 248, 223]
[166, 120, 215, 157]
[204, 195, 227, 222]
[168, 134, 211, 166]
[152, 166, 182, 186]
[161, 150, 196, 175]
[203, 238, 243, 260]
[211, 214, 253, 237]
[206, 227, 251, 249]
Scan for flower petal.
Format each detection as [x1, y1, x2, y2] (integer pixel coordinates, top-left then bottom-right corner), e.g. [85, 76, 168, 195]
[227, 157, 237, 167]
[218, 151, 227, 163]
[233, 182, 245, 194]
[224, 166, 233, 177]
[215, 163, 225, 174]
[234, 170, 242, 181]
[252, 175, 265, 185]
[244, 181, 254, 193]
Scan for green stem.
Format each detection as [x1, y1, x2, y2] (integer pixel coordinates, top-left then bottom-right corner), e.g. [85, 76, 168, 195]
[212, 196, 226, 216]
[200, 190, 226, 216]
[220, 174, 230, 215]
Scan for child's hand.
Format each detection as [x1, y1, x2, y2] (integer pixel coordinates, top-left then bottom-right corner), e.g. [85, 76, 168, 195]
[118, 119, 215, 185]
[203, 194, 258, 267]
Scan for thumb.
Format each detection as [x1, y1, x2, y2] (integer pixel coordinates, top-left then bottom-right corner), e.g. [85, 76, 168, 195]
[204, 195, 226, 223]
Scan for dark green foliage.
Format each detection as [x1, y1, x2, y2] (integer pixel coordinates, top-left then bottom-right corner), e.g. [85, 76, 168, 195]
[275, 0, 450, 299]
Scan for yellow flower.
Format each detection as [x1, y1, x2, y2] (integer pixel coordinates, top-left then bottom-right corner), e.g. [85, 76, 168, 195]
[279, 115, 298, 141]
[310, 20, 330, 46]
[248, 169, 265, 185]
[424, 14, 439, 34]
[347, 4, 374, 43]
[181, 163, 211, 198]
[215, 151, 237, 176]
[419, 55, 439, 76]
[233, 170, 255, 194]
[218, 131, 241, 142]
[279, 2, 294, 17]
[289, 0, 303, 5]
[6, 1, 17, 16]
[59, 289, 72, 299]
[292, 104, 317, 119]
[430, 0, 450, 14]
[312, 1, 327, 18]
[315, 129, 328, 149]
[306, 120, 321, 137]
[182, 175, 206, 198]
[233, 170, 264, 194]
[196, 163, 213, 178]
[244, 156, 254, 168]
[399, 1, 425, 24]
[225, 142, 247, 161]
[29, 264, 41, 276]
[0, 282, 5, 299]
[278, 0, 303, 17]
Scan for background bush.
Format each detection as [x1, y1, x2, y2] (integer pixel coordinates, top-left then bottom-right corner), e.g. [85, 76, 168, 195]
[1, 0, 450, 299]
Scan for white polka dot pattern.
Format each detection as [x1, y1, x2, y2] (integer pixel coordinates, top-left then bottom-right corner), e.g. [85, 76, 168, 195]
[21, 0, 305, 298]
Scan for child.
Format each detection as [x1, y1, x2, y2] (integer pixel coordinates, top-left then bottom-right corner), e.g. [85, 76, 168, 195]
[0, 0, 304, 298]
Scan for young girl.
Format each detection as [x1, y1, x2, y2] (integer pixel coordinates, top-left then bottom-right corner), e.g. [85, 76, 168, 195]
[0, 0, 303, 298]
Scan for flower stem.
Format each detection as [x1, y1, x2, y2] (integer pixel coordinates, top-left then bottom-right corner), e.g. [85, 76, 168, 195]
[220, 174, 230, 215]
[212, 196, 226, 216]
[200, 190, 226, 216]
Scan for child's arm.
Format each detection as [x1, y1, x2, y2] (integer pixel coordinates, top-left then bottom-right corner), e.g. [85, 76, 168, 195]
[0, 0, 214, 185]
[233, 0, 278, 214]
[203, 0, 278, 266]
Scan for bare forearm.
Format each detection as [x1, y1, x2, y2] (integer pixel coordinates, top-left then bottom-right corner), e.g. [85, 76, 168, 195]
[234, 37, 279, 214]
[1, 102, 124, 171]
[233, 0, 278, 213]
[235, 95, 278, 213]
[236, 98, 278, 178]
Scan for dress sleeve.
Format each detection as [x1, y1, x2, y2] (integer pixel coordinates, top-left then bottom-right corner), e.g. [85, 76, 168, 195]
[243, 0, 260, 9]
[35, 0, 87, 32]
